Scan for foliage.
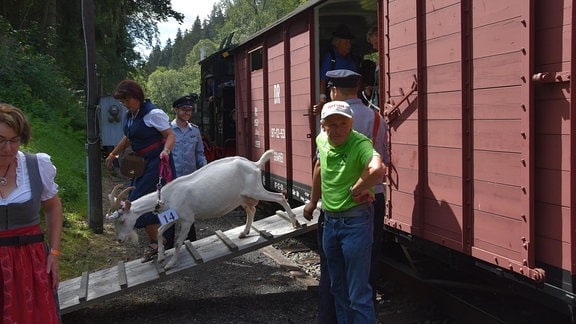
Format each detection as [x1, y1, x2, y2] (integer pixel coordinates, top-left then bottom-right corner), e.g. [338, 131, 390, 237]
[26, 119, 87, 213]
[0, 17, 84, 129]
[217, 0, 308, 45]
[142, 0, 305, 107]
[0, 0, 185, 94]
[146, 68, 189, 110]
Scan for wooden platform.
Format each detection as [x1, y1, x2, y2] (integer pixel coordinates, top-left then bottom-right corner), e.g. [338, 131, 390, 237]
[58, 204, 320, 314]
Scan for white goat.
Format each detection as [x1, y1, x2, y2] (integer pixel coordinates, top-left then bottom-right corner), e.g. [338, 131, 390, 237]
[106, 149, 300, 269]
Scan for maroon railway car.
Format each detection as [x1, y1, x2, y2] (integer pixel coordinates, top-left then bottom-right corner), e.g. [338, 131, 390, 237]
[381, 0, 575, 315]
[225, 0, 575, 316]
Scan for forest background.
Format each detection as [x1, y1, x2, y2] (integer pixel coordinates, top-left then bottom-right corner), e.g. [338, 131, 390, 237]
[0, 0, 307, 279]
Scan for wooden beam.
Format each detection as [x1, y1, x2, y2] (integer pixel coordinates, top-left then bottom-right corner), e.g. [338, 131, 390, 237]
[185, 240, 204, 263]
[117, 261, 128, 289]
[78, 271, 89, 302]
[215, 230, 239, 251]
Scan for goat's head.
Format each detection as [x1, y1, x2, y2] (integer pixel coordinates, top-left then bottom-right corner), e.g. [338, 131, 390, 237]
[106, 185, 138, 243]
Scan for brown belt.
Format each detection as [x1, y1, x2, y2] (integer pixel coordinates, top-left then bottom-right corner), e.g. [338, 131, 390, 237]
[0, 233, 44, 246]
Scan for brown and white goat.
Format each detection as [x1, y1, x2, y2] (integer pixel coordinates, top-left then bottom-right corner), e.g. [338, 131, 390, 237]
[106, 149, 300, 269]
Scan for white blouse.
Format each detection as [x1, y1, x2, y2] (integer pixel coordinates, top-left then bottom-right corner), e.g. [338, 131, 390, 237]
[0, 151, 59, 204]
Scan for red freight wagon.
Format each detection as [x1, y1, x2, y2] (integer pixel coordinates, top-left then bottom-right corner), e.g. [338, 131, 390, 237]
[201, 0, 575, 316]
[381, 0, 575, 314]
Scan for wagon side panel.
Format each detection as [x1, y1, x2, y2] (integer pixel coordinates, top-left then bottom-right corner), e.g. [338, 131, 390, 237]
[267, 38, 289, 194]
[383, 0, 560, 281]
[288, 19, 314, 203]
[532, 0, 575, 286]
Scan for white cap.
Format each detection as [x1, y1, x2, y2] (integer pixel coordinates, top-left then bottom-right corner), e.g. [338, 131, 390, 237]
[321, 101, 353, 120]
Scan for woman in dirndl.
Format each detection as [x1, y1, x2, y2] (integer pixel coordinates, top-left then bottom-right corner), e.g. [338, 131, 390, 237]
[0, 103, 63, 323]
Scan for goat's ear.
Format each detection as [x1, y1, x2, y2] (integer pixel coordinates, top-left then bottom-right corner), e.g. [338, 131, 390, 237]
[124, 200, 132, 210]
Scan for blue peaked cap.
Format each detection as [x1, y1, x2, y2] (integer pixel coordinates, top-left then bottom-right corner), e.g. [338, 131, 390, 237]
[326, 69, 361, 88]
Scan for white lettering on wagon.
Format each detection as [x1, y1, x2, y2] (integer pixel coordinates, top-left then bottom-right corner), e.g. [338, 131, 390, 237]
[273, 151, 284, 163]
[273, 84, 281, 104]
[270, 127, 285, 139]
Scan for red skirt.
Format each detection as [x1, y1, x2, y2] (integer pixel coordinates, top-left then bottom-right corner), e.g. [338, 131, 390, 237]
[0, 224, 60, 324]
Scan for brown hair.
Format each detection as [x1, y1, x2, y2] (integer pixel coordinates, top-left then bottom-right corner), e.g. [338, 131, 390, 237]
[0, 103, 31, 145]
[113, 80, 145, 103]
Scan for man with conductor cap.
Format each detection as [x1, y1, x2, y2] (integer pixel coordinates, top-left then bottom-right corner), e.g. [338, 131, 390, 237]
[171, 94, 207, 177]
[170, 94, 208, 242]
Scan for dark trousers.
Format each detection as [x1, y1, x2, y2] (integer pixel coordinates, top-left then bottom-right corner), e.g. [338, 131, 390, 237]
[160, 222, 197, 249]
[136, 219, 196, 250]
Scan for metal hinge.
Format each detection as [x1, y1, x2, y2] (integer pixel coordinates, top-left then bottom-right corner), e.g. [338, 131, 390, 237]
[532, 71, 570, 83]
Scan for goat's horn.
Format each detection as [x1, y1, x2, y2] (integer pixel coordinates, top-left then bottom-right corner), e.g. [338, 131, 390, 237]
[117, 186, 135, 203]
[109, 184, 124, 200]
[108, 184, 125, 210]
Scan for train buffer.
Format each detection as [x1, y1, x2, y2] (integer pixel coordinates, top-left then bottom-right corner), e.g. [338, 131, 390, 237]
[58, 203, 320, 314]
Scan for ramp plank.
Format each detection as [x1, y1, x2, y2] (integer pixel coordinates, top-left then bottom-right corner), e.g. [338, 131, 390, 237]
[58, 203, 320, 315]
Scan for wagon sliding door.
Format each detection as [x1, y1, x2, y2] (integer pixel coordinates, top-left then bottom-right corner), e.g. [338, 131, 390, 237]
[264, 19, 314, 202]
[383, 0, 542, 280]
[235, 17, 314, 202]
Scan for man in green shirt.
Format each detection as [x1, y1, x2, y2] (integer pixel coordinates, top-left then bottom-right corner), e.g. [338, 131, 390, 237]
[304, 101, 386, 323]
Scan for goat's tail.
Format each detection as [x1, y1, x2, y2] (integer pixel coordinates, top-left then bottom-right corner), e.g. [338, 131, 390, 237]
[255, 149, 275, 167]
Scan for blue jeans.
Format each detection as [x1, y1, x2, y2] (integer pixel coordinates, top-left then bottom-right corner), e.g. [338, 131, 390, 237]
[317, 211, 337, 324]
[323, 205, 376, 324]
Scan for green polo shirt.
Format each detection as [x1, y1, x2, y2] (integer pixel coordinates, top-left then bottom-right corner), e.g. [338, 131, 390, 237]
[316, 130, 377, 212]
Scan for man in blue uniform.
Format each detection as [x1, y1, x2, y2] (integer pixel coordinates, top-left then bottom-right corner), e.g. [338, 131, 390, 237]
[171, 94, 208, 241]
[171, 94, 207, 177]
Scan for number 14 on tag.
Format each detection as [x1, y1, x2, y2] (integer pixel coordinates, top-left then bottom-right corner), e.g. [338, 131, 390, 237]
[157, 208, 179, 226]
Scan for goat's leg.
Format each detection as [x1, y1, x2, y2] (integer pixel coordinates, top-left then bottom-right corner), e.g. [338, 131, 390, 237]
[253, 191, 301, 228]
[164, 221, 192, 270]
[239, 205, 256, 238]
[276, 195, 300, 228]
[156, 222, 175, 263]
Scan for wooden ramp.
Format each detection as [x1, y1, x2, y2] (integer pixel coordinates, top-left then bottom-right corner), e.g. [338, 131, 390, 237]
[58, 204, 320, 314]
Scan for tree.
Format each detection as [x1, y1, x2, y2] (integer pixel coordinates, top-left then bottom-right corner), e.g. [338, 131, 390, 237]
[170, 29, 186, 69]
[217, 0, 307, 45]
[0, 0, 185, 95]
[146, 68, 188, 111]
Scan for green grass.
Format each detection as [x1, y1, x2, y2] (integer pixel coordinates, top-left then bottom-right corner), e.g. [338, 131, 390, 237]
[26, 119, 107, 280]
